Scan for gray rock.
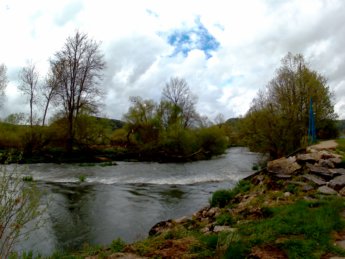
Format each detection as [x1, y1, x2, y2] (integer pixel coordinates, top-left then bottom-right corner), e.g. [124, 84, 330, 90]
[317, 186, 337, 195]
[329, 168, 345, 176]
[302, 185, 314, 192]
[330, 157, 343, 164]
[336, 240, 345, 250]
[318, 159, 335, 168]
[306, 163, 332, 180]
[302, 174, 327, 186]
[329, 175, 345, 191]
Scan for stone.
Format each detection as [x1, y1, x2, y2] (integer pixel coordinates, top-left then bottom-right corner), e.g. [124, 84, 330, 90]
[317, 186, 337, 195]
[329, 168, 345, 176]
[213, 226, 237, 233]
[174, 216, 189, 224]
[267, 157, 301, 175]
[329, 175, 345, 191]
[274, 174, 292, 179]
[330, 157, 343, 164]
[302, 185, 314, 192]
[339, 187, 345, 197]
[149, 220, 173, 236]
[297, 153, 321, 163]
[306, 163, 332, 180]
[318, 159, 335, 168]
[206, 207, 220, 218]
[336, 240, 345, 250]
[302, 174, 327, 186]
[284, 192, 291, 197]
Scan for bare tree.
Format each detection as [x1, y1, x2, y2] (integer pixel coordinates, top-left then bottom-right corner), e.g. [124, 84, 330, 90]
[0, 64, 7, 108]
[50, 31, 105, 151]
[162, 77, 198, 128]
[18, 62, 39, 127]
[41, 71, 59, 126]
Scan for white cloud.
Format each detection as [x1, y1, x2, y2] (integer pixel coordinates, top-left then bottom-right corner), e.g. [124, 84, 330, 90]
[1, 0, 345, 120]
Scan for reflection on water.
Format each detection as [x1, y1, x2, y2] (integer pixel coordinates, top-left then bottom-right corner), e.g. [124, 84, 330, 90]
[14, 148, 259, 255]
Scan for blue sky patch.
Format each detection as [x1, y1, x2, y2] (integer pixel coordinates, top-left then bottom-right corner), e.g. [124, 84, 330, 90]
[166, 18, 220, 58]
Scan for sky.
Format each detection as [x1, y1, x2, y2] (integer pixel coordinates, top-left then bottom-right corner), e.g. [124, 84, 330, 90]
[0, 0, 345, 121]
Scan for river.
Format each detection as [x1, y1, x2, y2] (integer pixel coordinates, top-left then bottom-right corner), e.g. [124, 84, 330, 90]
[12, 147, 260, 255]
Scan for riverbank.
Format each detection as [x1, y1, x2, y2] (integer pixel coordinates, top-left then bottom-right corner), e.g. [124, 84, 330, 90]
[66, 140, 345, 258]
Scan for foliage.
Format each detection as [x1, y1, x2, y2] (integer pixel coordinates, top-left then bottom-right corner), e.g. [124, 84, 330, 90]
[0, 166, 42, 258]
[210, 180, 252, 208]
[216, 213, 234, 226]
[241, 53, 337, 158]
[110, 238, 126, 253]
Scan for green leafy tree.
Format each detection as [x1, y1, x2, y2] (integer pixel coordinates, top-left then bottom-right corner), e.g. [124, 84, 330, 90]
[242, 53, 336, 158]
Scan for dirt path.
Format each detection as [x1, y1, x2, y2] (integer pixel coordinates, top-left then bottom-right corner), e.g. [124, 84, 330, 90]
[309, 140, 338, 150]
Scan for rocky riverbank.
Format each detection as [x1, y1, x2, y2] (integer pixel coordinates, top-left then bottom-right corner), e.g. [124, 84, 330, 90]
[68, 141, 345, 258]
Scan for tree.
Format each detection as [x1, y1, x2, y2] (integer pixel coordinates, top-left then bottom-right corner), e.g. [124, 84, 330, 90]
[162, 77, 198, 128]
[18, 62, 39, 127]
[0, 64, 7, 108]
[242, 53, 336, 158]
[50, 31, 105, 151]
[41, 71, 59, 126]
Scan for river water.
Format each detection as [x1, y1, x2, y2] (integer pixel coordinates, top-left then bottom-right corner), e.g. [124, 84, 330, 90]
[13, 147, 259, 255]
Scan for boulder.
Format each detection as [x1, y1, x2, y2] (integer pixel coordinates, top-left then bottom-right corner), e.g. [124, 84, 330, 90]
[297, 153, 321, 163]
[149, 220, 173, 236]
[302, 174, 326, 186]
[329, 175, 345, 191]
[330, 157, 343, 165]
[267, 157, 301, 175]
[329, 168, 345, 177]
[317, 186, 337, 195]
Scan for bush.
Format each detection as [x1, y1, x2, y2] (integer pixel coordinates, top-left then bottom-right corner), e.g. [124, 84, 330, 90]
[210, 190, 234, 208]
[110, 238, 126, 253]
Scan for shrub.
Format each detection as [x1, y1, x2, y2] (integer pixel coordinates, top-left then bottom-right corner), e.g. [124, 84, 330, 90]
[110, 238, 126, 253]
[210, 190, 234, 208]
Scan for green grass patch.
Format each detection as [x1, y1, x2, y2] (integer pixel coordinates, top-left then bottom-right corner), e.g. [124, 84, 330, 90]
[216, 212, 234, 226]
[78, 175, 86, 182]
[236, 197, 345, 258]
[210, 180, 252, 208]
[110, 238, 126, 253]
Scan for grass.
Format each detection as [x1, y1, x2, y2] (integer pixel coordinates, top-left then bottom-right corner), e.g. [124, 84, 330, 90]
[210, 180, 252, 208]
[234, 197, 345, 258]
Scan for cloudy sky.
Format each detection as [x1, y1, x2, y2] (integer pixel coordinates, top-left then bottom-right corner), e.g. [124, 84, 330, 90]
[1, 0, 345, 121]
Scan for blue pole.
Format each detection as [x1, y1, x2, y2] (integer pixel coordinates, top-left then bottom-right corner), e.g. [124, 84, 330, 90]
[308, 98, 316, 144]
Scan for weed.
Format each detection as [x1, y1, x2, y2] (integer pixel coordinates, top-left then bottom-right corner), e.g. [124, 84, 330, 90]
[110, 238, 126, 253]
[210, 190, 234, 208]
[22, 175, 33, 182]
[216, 213, 234, 226]
[252, 164, 259, 171]
[78, 175, 86, 182]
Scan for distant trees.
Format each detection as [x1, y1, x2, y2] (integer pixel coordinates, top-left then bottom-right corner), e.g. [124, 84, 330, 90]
[0, 64, 7, 108]
[162, 77, 199, 128]
[117, 77, 228, 161]
[241, 53, 337, 158]
[49, 31, 106, 151]
[18, 62, 39, 127]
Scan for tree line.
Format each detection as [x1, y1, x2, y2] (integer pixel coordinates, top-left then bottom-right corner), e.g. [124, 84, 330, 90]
[0, 31, 230, 162]
[0, 31, 339, 162]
